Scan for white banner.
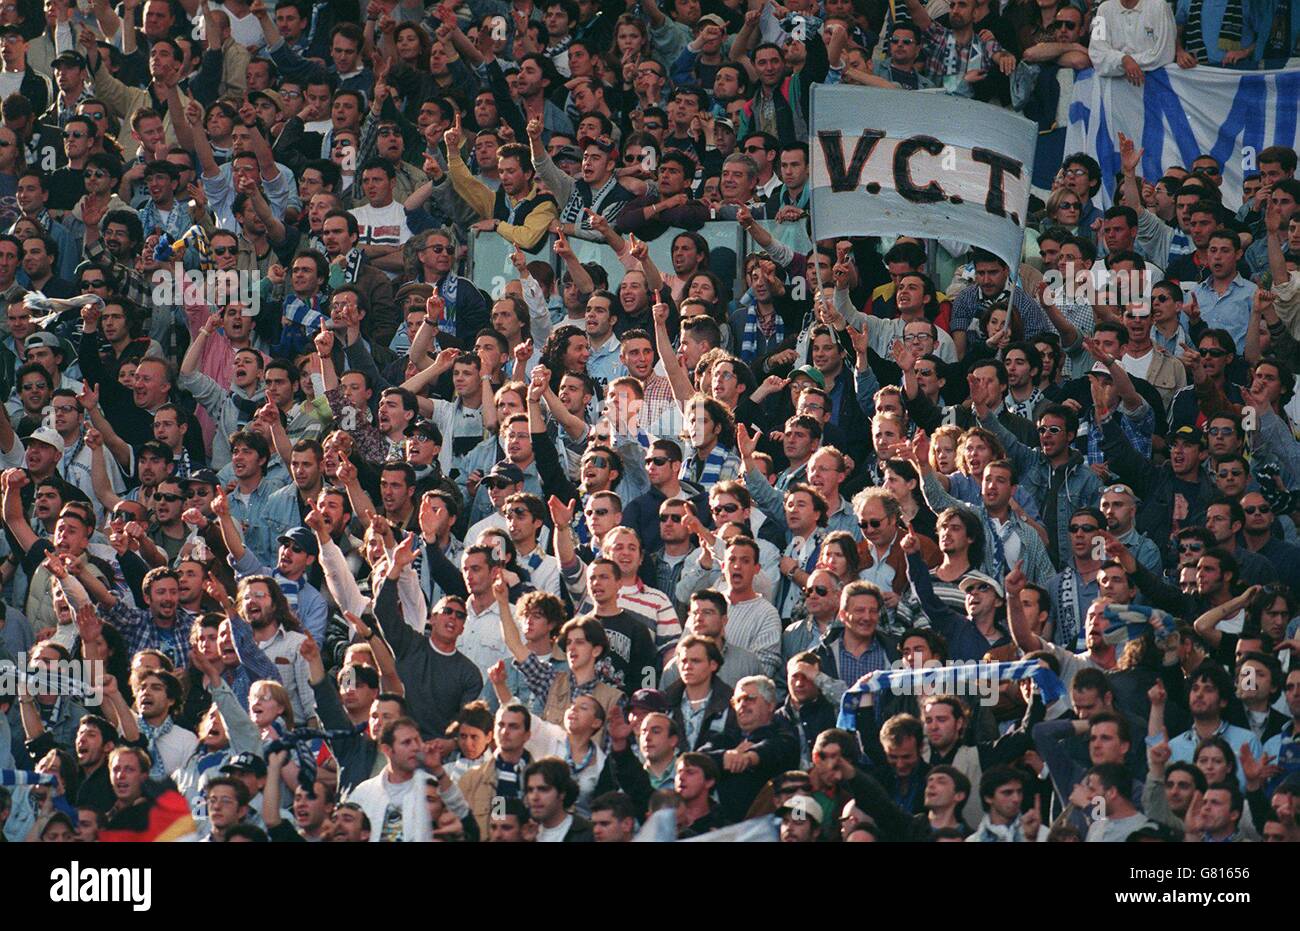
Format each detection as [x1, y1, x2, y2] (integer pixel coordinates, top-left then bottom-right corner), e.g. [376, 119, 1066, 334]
[809, 84, 1037, 269]
[1064, 64, 1300, 211]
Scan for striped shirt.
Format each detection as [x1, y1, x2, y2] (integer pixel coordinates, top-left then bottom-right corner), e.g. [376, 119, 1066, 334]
[722, 595, 783, 678]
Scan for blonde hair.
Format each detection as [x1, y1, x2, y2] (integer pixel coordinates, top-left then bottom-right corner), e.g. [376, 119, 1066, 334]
[930, 424, 964, 471]
[250, 679, 295, 729]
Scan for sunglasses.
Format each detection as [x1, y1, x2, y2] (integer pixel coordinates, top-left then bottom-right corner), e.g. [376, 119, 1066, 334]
[506, 507, 532, 519]
[1199, 347, 1230, 358]
[1244, 504, 1272, 515]
[79, 278, 108, 288]
[485, 479, 516, 490]
[424, 244, 453, 254]
[583, 456, 611, 469]
[1063, 167, 1089, 177]
[84, 169, 110, 179]
[111, 509, 142, 521]
[859, 518, 885, 530]
[803, 584, 831, 597]
[155, 493, 184, 503]
[1205, 426, 1236, 437]
[283, 542, 307, 554]
[63, 130, 87, 139]
[1177, 542, 1206, 553]
[585, 507, 610, 517]
[1068, 524, 1100, 534]
[712, 503, 740, 515]
[1196, 165, 1222, 175]
[742, 145, 765, 154]
[1217, 469, 1245, 478]
[645, 455, 673, 467]
[185, 487, 210, 497]
[659, 512, 684, 523]
[1038, 425, 1064, 436]
[211, 246, 238, 256]
[1059, 202, 1081, 209]
[440, 606, 468, 619]
[889, 36, 915, 44]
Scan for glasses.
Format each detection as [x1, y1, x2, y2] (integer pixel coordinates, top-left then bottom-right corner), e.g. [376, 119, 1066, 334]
[51, 404, 78, 413]
[1063, 167, 1089, 177]
[712, 503, 740, 515]
[84, 169, 109, 179]
[1037, 425, 1064, 436]
[803, 584, 831, 597]
[1217, 469, 1245, 478]
[506, 507, 532, 519]
[1059, 202, 1081, 210]
[80, 278, 107, 288]
[63, 130, 87, 139]
[742, 145, 765, 154]
[439, 606, 468, 620]
[1177, 542, 1206, 553]
[185, 487, 209, 497]
[212, 246, 237, 256]
[423, 244, 453, 254]
[111, 509, 141, 521]
[583, 455, 610, 469]
[1068, 524, 1100, 534]
[282, 89, 302, 99]
[901, 333, 930, 343]
[645, 455, 672, 467]
[585, 507, 610, 517]
[859, 518, 885, 530]
[889, 36, 915, 44]
[1050, 20, 1078, 30]
[623, 152, 642, 163]
[1205, 426, 1236, 437]
[283, 542, 306, 554]
[1244, 504, 1272, 515]
[1196, 164, 1222, 175]
[1199, 347, 1230, 358]
[659, 512, 684, 523]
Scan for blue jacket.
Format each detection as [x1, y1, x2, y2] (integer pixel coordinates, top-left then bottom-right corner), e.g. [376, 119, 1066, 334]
[979, 411, 1101, 566]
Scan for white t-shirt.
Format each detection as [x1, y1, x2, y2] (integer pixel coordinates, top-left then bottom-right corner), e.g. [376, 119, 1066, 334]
[536, 814, 573, 843]
[350, 201, 412, 248]
[225, 10, 267, 50]
[1122, 348, 1155, 382]
[0, 72, 22, 101]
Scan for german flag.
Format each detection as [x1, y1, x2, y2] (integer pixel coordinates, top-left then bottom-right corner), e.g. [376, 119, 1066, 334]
[100, 780, 198, 843]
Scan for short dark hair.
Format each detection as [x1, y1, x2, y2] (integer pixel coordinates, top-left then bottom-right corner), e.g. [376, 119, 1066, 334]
[523, 757, 579, 808]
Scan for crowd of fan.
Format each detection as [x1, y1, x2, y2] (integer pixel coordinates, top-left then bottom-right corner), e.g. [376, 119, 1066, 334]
[0, 0, 1298, 844]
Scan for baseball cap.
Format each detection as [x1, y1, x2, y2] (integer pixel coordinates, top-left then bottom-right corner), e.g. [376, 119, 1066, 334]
[410, 420, 442, 444]
[183, 468, 220, 488]
[27, 426, 64, 456]
[579, 135, 616, 154]
[629, 689, 670, 714]
[790, 365, 826, 389]
[959, 571, 1005, 599]
[1166, 424, 1206, 446]
[278, 526, 320, 557]
[486, 462, 525, 486]
[395, 282, 435, 305]
[697, 13, 727, 28]
[248, 89, 285, 113]
[1087, 361, 1112, 379]
[714, 116, 736, 133]
[778, 794, 825, 824]
[220, 751, 268, 778]
[52, 50, 88, 70]
[552, 144, 582, 165]
[24, 332, 61, 352]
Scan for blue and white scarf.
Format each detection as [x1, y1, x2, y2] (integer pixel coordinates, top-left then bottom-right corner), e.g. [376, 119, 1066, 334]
[682, 444, 730, 486]
[275, 571, 301, 612]
[138, 715, 176, 779]
[739, 303, 782, 364]
[836, 659, 1066, 731]
[1101, 603, 1176, 646]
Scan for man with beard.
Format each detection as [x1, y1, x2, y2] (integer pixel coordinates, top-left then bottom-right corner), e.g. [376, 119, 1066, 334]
[530, 120, 635, 241]
[129, 668, 198, 778]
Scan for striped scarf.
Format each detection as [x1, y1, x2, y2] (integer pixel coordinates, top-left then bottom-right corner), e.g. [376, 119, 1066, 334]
[836, 659, 1066, 731]
[0, 769, 57, 786]
[682, 443, 730, 486]
[138, 716, 176, 779]
[1101, 604, 1176, 646]
[1185, 0, 1244, 61]
[739, 303, 782, 365]
[266, 727, 355, 796]
[1004, 388, 1043, 421]
[1056, 567, 1083, 652]
[275, 571, 301, 611]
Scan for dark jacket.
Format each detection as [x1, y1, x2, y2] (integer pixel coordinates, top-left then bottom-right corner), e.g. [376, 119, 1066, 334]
[312, 677, 378, 795]
[666, 677, 739, 751]
[699, 718, 801, 824]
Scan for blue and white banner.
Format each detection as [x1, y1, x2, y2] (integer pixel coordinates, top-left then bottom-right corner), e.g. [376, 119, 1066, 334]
[1065, 64, 1300, 211]
[809, 84, 1037, 269]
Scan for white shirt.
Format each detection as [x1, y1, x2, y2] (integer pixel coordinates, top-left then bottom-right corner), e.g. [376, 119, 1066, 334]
[460, 597, 516, 677]
[1122, 347, 1155, 382]
[350, 201, 412, 248]
[536, 813, 574, 842]
[1088, 0, 1177, 76]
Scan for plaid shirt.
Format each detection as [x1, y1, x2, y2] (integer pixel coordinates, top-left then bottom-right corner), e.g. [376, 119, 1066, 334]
[920, 21, 1002, 81]
[86, 240, 150, 308]
[103, 601, 198, 671]
[514, 652, 609, 706]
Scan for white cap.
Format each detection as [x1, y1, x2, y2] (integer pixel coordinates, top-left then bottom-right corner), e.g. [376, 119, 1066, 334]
[28, 425, 65, 455]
